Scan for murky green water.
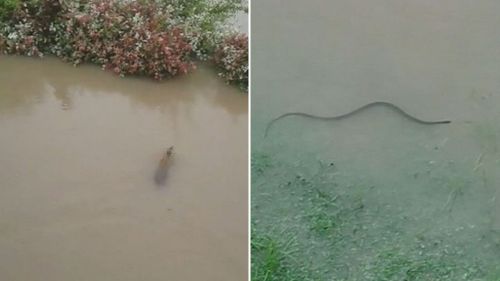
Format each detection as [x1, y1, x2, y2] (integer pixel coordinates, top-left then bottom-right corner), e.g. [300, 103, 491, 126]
[252, 1, 500, 279]
[0, 56, 247, 281]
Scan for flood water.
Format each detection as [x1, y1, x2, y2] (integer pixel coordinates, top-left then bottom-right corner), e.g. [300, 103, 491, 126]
[252, 0, 500, 279]
[0, 56, 247, 281]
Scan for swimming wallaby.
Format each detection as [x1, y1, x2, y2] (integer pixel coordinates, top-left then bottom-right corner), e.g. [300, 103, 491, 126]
[154, 146, 174, 186]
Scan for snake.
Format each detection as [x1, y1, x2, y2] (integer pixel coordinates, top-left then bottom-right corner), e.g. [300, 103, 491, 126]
[264, 101, 451, 137]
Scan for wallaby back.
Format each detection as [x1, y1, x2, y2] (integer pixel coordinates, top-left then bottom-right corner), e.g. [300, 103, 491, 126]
[154, 146, 174, 186]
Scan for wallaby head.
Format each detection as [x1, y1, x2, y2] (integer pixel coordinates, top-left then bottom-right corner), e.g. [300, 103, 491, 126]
[159, 146, 174, 167]
[166, 146, 174, 157]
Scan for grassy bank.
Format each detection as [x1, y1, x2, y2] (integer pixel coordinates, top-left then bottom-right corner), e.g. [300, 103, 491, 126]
[0, 0, 248, 90]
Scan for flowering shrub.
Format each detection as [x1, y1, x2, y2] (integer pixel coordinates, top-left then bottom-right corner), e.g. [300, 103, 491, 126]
[54, 0, 194, 79]
[0, 0, 247, 88]
[157, 0, 245, 60]
[0, 21, 40, 56]
[214, 33, 248, 90]
[0, 0, 67, 56]
[0, 0, 19, 21]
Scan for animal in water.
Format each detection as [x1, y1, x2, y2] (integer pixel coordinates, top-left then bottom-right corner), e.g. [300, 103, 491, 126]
[264, 101, 451, 137]
[154, 146, 174, 186]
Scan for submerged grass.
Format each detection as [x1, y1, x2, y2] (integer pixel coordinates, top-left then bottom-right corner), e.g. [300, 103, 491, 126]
[251, 227, 305, 281]
[367, 247, 485, 281]
[251, 150, 500, 281]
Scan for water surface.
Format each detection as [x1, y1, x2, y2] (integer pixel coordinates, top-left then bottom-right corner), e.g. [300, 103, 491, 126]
[0, 56, 247, 281]
[252, 0, 500, 279]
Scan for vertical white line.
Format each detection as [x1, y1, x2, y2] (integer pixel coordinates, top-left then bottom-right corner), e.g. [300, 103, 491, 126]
[247, 0, 252, 280]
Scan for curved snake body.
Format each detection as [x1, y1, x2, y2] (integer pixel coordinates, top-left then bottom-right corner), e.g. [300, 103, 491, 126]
[264, 101, 451, 137]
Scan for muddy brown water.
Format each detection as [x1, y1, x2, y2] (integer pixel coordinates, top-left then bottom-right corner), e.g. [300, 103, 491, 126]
[0, 56, 247, 281]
